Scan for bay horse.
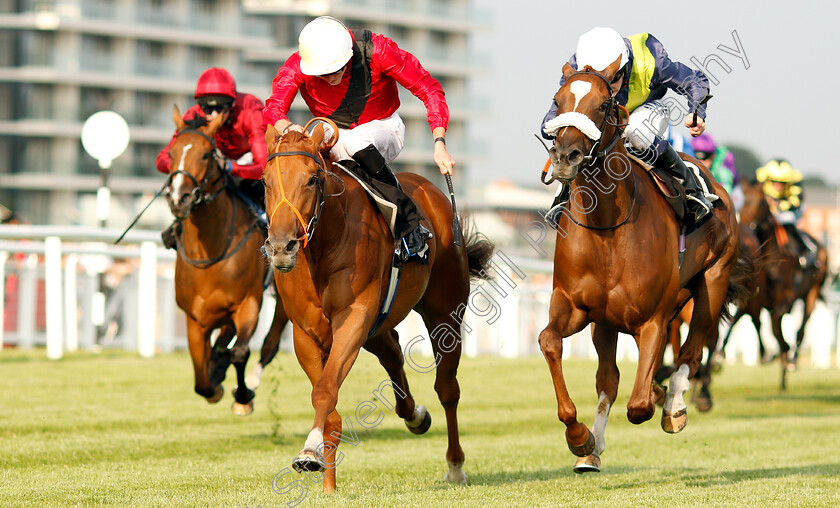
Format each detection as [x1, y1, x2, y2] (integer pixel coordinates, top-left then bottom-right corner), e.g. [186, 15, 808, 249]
[539, 60, 751, 473]
[719, 180, 828, 389]
[262, 119, 493, 492]
[165, 106, 288, 414]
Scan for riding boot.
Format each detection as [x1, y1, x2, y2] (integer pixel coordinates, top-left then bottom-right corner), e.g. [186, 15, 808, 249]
[161, 221, 182, 250]
[237, 178, 267, 232]
[792, 227, 819, 269]
[352, 145, 430, 263]
[656, 142, 714, 224]
[544, 183, 571, 227]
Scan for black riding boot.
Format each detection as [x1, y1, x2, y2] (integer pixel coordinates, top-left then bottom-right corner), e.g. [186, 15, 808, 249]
[656, 143, 713, 224]
[236, 178, 267, 231]
[544, 183, 571, 227]
[352, 145, 430, 262]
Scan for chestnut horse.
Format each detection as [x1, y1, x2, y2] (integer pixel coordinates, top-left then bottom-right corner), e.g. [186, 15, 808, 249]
[719, 181, 827, 389]
[165, 106, 288, 414]
[539, 61, 750, 473]
[262, 119, 493, 492]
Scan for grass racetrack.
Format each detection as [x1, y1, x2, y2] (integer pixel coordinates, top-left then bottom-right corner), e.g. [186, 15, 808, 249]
[2, 348, 840, 507]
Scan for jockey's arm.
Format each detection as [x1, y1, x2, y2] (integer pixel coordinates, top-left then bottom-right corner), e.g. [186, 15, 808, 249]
[433, 127, 455, 176]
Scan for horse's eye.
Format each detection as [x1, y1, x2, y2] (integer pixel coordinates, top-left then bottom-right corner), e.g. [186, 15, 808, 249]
[202, 152, 212, 160]
[599, 102, 609, 112]
[307, 176, 318, 187]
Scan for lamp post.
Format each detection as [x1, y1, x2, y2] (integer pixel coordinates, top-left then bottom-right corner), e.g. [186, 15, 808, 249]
[80, 111, 130, 346]
[81, 111, 130, 228]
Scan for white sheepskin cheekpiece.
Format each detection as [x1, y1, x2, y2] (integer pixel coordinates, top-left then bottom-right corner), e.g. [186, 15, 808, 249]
[543, 111, 602, 140]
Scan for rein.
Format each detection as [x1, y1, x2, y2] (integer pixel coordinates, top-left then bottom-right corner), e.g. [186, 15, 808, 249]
[170, 127, 259, 268]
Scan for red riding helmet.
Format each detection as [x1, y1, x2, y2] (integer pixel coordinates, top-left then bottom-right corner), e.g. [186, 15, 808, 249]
[194, 68, 236, 106]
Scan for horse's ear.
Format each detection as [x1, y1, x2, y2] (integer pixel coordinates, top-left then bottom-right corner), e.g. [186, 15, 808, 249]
[266, 124, 279, 147]
[172, 104, 186, 131]
[311, 122, 325, 149]
[601, 56, 622, 82]
[562, 62, 576, 82]
[205, 110, 226, 137]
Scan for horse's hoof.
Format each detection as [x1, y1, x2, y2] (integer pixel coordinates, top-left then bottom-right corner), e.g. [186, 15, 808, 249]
[695, 397, 712, 413]
[292, 449, 326, 473]
[206, 385, 224, 404]
[661, 408, 687, 434]
[443, 461, 468, 484]
[573, 454, 601, 474]
[232, 400, 254, 416]
[406, 405, 432, 435]
[653, 383, 667, 407]
[567, 430, 596, 457]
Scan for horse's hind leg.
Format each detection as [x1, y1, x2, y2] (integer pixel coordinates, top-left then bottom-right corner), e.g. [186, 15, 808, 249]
[417, 310, 467, 484]
[664, 273, 729, 433]
[186, 317, 224, 403]
[362, 329, 420, 426]
[574, 325, 619, 474]
[694, 323, 719, 413]
[793, 286, 819, 367]
[246, 299, 289, 390]
[770, 312, 791, 390]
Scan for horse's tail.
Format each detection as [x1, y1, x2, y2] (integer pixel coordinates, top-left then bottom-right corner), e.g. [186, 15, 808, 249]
[720, 241, 757, 323]
[461, 217, 495, 282]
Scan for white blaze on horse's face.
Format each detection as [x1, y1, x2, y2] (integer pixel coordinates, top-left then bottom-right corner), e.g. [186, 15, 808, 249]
[171, 143, 193, 197]
[570, 81, 592, 112]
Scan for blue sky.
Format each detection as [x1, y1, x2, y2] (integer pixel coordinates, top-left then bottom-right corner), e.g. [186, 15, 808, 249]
[468, 1, 838, 186]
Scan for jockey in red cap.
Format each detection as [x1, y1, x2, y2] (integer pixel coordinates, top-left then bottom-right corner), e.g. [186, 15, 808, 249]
[156, 67, 267, 248]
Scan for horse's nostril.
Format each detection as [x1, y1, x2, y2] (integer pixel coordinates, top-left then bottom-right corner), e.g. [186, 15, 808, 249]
[285, 240, 298, 253]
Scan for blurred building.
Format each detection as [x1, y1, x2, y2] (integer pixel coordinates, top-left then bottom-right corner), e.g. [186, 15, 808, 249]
[0, 0, 489, 225]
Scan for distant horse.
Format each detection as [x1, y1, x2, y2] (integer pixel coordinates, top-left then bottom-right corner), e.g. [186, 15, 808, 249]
[719, 181, 827, 389]
[539, 61, 750, 473]
[262, 119, 494, 492]
[165, 106, 288, 414]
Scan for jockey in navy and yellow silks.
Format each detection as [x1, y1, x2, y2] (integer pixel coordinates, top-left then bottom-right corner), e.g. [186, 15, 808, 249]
[541, 28, 714, 226]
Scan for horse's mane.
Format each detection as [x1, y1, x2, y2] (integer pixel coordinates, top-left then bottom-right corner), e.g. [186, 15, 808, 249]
[184, 116, 209, 130]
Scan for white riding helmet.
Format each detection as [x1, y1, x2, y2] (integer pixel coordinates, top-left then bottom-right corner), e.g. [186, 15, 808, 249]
[298, 16, 354, 76]
[575, 27, 629, 73]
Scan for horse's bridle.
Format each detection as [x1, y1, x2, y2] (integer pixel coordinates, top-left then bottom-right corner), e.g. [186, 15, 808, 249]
[168, 127, 257, 268]
[563, 71, 629, 167]
[167, 128, 227, 216]
[266, 149, 327, 248]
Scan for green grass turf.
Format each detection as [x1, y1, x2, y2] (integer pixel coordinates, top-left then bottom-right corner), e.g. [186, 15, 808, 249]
[1, 348, 840, 507]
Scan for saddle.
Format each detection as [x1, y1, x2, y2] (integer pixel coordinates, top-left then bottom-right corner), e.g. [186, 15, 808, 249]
[627, 153, 719, 232]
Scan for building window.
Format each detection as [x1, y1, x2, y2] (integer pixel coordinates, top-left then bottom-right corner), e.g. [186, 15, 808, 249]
[133, 143, 161, 177]
[80, 87, 115, 121]
[81, 34, 113, 72]
[22, 138, 50, 172]
[187, 46, 215, 79]
[135, 92, 166, 127]
[136, 40, 166, 76]
[19, 31, 54, 67]
[18, 83, 53, 119]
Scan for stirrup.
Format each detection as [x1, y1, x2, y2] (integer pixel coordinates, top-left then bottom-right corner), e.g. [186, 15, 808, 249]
[686, 194, 712, 222]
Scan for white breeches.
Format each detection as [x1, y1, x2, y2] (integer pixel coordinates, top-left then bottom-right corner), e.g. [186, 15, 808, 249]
[325, 112, 406, 163]
[624, 101, 670, 152]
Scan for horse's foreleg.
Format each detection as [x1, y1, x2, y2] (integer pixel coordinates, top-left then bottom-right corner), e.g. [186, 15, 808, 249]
[186, 317, 223, 403]
[230, 297, 261, 415]
[718, 305, 747, 356]
[247, 298, 288, 390]
[770, 312, 791, 390]
[290, 324, 337, 493]
[539, 290, 591, 458]
[574, 325, 619, 474]
[628, 319, 667, 425]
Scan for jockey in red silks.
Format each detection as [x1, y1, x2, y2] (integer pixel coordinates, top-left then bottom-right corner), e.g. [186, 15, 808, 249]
[541, 27, 715, 226]
[156, 67, 267, 248]
[263, 16, 455, 263]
